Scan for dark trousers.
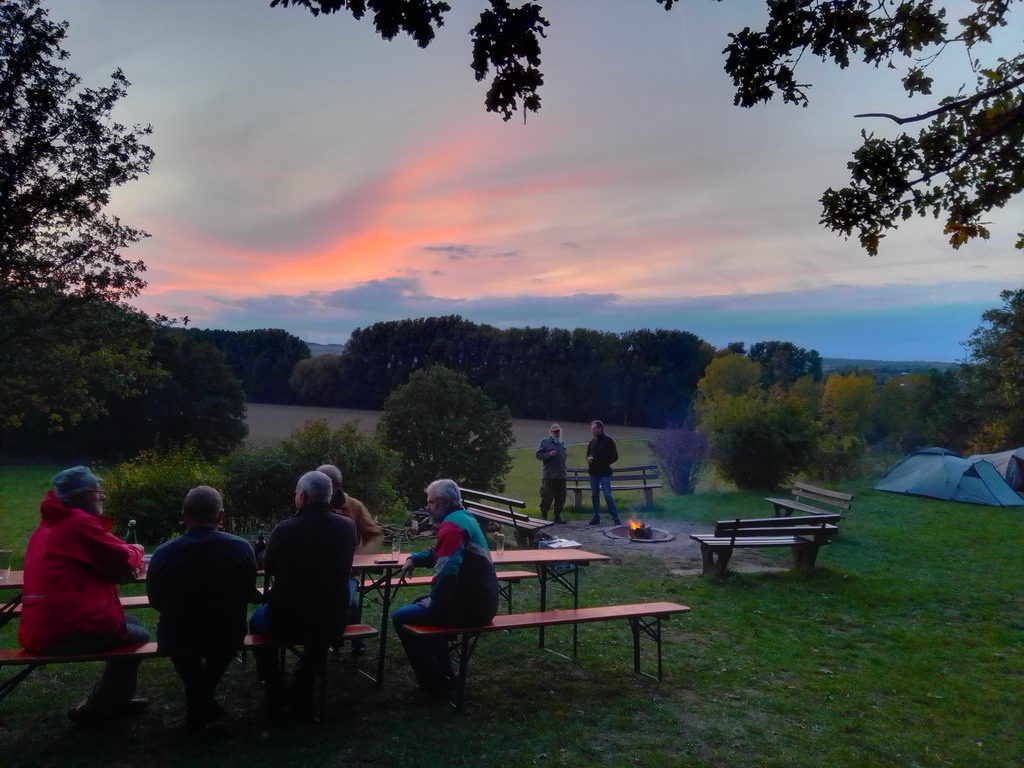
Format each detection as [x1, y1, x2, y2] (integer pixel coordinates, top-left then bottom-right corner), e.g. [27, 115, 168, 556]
[539, 479, 567, 519]
[42, 615, 149, 708]
[249, 605, 329, 701]
[170, 653, 236, 709]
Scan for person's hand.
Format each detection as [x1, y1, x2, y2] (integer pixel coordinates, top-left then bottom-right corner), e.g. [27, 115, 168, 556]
[587, 455, 593, 463]
[397, 558, 415, 580]
[548, 450, 557, 457]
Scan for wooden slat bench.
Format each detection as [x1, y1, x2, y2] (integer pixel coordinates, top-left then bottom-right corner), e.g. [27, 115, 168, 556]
[0, 626, 379, 710]
[766, 481, 853, 517]
[459, 487, 554, 547]
[689, 514, 842, 577]
[404, 601, 690, 710]
[566, 465, 663, 512]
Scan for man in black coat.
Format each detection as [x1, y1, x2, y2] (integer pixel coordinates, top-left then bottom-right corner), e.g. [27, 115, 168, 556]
[586, 420, 622, 526]
[248, 471, 357, 713]
[147, 486, 257, 728]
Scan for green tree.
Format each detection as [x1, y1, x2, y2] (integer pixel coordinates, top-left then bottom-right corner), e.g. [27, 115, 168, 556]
[377, 364, 514, 505]
[699, 391, 817, 490]
[270, 1, 1022, 252]
[962, 286, 1024, 449]
[748, 341, 823, 390]
[0, 0, 154, 430]
[820, 372, 878, 438]
[697, 353, 763, 400]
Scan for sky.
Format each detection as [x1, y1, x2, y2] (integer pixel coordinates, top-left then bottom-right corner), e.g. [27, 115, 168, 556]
[41, 0, 1023, 362]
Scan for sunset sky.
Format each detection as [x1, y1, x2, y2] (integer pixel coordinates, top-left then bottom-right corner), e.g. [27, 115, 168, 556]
[44, 0, 1023, 362]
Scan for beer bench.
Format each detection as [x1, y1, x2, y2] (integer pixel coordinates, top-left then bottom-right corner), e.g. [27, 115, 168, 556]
[0, 627, 379, 711]
[405, 601, 690, 710]
[458, 487, 554, 547]
[766, 481, 853, 517]
[689, 514, 842, 577]
[566, 465, 663, 511]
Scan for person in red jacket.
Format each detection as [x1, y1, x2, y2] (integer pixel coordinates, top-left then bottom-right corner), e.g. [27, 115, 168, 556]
[20, 466, 149, 722]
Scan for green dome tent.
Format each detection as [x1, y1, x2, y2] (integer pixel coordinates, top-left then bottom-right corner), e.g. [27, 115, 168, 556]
[874, 447, 1024, 507]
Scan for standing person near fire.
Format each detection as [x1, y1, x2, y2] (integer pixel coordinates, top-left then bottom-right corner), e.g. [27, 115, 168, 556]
[535, 423, 567, 523]
[586, 420, 622, 526]
[19, 466, 149, 722]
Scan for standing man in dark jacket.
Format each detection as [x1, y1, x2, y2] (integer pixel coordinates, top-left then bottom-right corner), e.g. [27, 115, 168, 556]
[586, 420, 621, 526]
[535, 423, 568, 523]
[249, 471, 357, 713]
[146, 486, 256, 728]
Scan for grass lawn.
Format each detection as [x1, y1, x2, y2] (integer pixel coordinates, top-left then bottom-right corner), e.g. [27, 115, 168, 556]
[0, 464, 1021, 767]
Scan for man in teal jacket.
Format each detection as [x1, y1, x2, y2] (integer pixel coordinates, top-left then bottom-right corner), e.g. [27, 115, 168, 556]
[392, 479, 498, 695]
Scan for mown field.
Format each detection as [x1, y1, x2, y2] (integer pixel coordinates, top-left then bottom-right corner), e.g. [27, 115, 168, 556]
[1, 454, 1021, 767]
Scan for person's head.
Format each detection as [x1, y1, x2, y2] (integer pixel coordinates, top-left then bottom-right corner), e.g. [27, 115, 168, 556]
[316, 464, 343, 490]
[182, 485, 224, 529]
[549, 423, 562, 438]
[295, 470, 333, 510]
[425, 478, 462, 523]
[590, 420, 605, 437]
[52, 466, 105, 515]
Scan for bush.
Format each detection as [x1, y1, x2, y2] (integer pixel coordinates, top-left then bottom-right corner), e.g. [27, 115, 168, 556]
[649, 427, 708, 494]
[808, 433, 867, 481]
[378, 365, 514, 505]
[221, 420, 402, 533]
[103, 446, 223, 545]
[700, 392, 816, 490]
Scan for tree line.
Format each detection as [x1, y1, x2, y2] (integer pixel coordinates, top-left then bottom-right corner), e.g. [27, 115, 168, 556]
[289, 316, 719, 427]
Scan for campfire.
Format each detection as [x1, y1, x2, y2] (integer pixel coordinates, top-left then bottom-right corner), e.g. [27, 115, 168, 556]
[627, 520, 653, 540]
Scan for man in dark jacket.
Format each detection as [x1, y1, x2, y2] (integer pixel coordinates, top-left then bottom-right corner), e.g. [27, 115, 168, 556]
[535, 423, 568, 523]
[249, 471, 356, 713]
[146, 486, 256, 728]
[586, 420, 622, 526]
[20, 466, 148, 722]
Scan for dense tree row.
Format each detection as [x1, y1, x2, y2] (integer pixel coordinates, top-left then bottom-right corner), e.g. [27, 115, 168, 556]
[290, 316, 715, 427]
[184, 328, 310, 404]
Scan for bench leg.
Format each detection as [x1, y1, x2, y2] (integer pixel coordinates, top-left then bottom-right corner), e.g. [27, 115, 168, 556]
[713, 548, 732, 578]
[0, 664, 39, 705]
[446, 632, 481, 712]
[572, 488, 582, 513]
[699, 544, 714, 576]
[628, 616, 665, 680]
[791, 544, 820, 574]
[642, 488, 654, 507]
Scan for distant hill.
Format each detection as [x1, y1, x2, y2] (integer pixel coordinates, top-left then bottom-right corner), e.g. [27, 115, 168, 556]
[822, 358, 959, 375]
[306, 342, 346, 356]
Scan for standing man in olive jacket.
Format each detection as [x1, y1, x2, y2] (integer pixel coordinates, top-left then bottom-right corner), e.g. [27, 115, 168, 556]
[586, 420, 622, 526]
[535, 423, 568, 523]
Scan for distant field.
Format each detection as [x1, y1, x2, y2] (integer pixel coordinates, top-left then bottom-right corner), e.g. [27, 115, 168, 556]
[245, 403, 662, 449]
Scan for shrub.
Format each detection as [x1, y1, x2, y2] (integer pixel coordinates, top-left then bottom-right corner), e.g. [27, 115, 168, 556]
[378, 365, 514, 505]
[221, 420, 403, 532]
[808, 433, 867, 481]
[649, 427, 708, 494]
[700, 392, 816, 490]
[103, 446, 223, 545]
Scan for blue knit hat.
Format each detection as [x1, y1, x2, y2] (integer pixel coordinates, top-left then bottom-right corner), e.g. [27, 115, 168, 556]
[52, 466, 102, 502]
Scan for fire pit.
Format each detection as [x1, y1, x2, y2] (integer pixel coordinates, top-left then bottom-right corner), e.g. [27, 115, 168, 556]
[604, 520, 675, 543]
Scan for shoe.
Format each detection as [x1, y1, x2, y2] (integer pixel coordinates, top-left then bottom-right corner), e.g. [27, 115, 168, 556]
[554, 517, 565, 524]
[611, 517, 622, 526]
[351, 639, 367, 656]
[588, 518, 601, 526]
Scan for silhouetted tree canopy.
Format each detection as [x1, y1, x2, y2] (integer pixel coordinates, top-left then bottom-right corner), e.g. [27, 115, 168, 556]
[270, 0, 1023, 253]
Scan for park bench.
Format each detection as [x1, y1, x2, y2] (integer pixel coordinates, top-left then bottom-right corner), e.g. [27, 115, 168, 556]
[458, 487, 554, 547]
[404, 600, 690, 710]
[566, 465, 663, 512]
[765, 481, 853, 517]
[689, 514, 842, 577]
[0, 626, 379, 715]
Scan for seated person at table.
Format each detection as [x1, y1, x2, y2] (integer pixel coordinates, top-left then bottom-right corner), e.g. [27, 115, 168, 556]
[393, 479, 499, 696]
[146, 486, 257, 728]
[317, 463, 383, 654]
[19, 466, 148, 722]
[249, 471, 356, 713]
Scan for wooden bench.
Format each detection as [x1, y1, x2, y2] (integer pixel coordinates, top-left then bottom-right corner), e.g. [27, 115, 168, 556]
[689, 514, 842, 577]
[0, 626, 379, 710]
[765, 481, 853, 518]
[459, 487, 554, 547]
[404, 601, 690, 710]
[566, 465, 663, 511]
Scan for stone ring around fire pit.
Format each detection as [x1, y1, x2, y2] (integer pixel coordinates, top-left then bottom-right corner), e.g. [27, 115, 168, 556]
[604, 521, 675, 543]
